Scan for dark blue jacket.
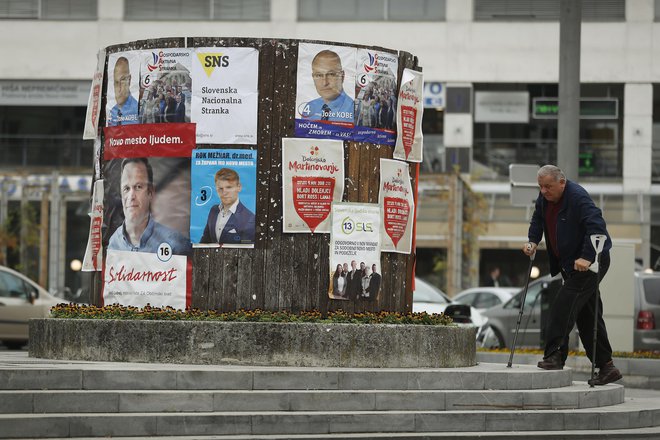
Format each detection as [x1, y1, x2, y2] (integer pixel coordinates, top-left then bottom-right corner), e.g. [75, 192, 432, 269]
[200, 201, 255, 245]
[528, 180, 611, 277]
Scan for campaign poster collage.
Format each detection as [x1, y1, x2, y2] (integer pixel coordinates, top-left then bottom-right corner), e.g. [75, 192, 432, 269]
[82, 42, 424, 310]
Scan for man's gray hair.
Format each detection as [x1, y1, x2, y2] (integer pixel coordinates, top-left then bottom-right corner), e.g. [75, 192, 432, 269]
[537, 165, 566, 182]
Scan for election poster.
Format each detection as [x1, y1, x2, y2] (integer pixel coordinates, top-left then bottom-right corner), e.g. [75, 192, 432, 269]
[190, 148, 257, 248]
[354, 49, 398, 145]
[83, 48, 106, 139]
[295, 43, 357, 141]
[106, 51, 141, 127]
[192, 47, 258, 144]
[82, 179, 103, 271]
[282, 138, 344, 234]
[393, 69, 424, 163]
[101, 123, 195, 309]
[329, 203, 381, 301]
[379, 159, 415, 254]
[139, 48, 193, 124]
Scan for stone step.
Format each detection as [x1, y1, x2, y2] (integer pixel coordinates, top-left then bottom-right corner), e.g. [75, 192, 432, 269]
[0, 363, 572, 391]
[6, 429, 660, 440]
[0, 382, 624, 414]
[0, 398, 659, 439]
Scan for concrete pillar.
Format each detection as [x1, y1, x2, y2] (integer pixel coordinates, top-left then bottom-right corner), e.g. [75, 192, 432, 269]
[557, 0, 581, 181]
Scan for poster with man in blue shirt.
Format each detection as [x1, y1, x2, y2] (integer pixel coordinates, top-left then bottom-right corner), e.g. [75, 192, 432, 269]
[295, 43, 356, 140]
[106, 52, 140, 126]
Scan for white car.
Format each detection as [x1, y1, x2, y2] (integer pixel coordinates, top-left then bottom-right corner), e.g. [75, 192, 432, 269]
[0, 265, 67, 349]
[412, 277, 485, 326]
[452, 287, 518, 313]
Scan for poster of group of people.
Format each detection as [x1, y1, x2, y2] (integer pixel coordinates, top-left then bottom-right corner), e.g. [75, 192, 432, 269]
[105, 48, 258, 144]
[295, 43, 399, 146]
[83, 42, 422, 309]
[328, 203, 382, 301]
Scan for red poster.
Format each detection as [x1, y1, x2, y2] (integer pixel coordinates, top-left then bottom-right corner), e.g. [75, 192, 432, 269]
[103, 123, 196, 159]
[383, 197, 410, 247]
[292, 176, 336, 232]
[400, 106, 417, 159]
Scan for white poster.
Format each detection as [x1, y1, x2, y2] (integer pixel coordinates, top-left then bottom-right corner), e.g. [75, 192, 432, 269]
[103, 250, 187, 309]
[282, 138, 344, 234]
[379, 159, 414, 254]
[329, 203, 381, 301]
[192, 47, 258, 144]
[139, 48, 193, 124]
[83, 48, 106, 139]
[294, 43, 357, 141]
[106, 51, 141, 127]
[354, 49, 398, 145]
[82, 179, 103, 271]
[393, 68, 424, 163]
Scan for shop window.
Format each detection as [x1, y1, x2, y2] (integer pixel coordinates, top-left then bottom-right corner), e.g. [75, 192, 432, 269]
[125, 0, 270, 21]
[0, 0, 97, 20]
[299, 0, 445, 21]
[474, 0, 624, 22]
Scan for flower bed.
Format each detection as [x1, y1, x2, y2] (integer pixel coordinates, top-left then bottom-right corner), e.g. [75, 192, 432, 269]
[30, 306, 477, 368]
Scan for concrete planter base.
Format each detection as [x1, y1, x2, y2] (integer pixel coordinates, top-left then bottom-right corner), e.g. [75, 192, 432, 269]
[29, 319, 477, 368]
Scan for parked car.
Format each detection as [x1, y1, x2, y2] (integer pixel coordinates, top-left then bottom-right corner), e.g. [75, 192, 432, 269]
[452, 287, 518, 313]
[634, 271, 660, 352]
[412, 277, 485, 326]
[0, 265, 67, 350]
[476, 273, 579, 350]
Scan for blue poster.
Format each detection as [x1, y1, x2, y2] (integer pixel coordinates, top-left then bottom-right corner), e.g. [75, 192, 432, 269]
[190, 149, 257, 248]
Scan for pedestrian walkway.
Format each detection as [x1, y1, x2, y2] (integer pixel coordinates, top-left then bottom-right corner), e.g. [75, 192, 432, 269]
[2, 351, 660, 439]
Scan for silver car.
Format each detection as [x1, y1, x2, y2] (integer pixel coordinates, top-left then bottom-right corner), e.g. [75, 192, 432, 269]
[634, 271, 660, 351]
[0, 265, 66, 350]
[477, 274, 579, 350]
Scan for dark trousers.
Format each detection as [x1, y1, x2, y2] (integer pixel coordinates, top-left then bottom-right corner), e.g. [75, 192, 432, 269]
[544, 254, 613, 368]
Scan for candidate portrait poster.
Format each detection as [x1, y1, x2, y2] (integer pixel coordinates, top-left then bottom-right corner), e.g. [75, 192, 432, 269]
[106, 51, 141, 127]
[393, 69, 424, 163]
[354, 49, 398, 146]
[101, 123, 195, 309]
[190, 148, 257, 248]
[139, 48, 193, 124]
[379, 159, 415, 254]
[329, 203, 381, 301]
[295, 43, 357, 141]
[282, 138, 344, 234]
[191, 47, 258, 144]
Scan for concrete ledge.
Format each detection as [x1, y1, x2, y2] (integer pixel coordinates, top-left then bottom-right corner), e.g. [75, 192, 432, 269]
[29, 319, 477, 368]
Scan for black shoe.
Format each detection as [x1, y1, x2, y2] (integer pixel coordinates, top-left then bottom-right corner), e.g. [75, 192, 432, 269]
[588, 360, 623, 386]
[537, 351, 564, 370]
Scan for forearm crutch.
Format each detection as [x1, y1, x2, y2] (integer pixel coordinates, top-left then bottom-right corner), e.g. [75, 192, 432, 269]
[588, 234, 607, 388]
[507, 244, 536, 368]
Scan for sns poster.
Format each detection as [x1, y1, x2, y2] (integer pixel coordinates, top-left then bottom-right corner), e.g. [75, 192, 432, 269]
[282, 138, 345, 234]
[295, 43, 357, 141]
[139, 48, 193, 124]
[106, 51, 141, 127]
[329, 203, 381, 301]
[393, 69, 424, 163]
[101, 123, 195, 309]
[354, 49, 398, 146]
[190, 148, 257, 248]
[379, 159, 415, 254]
[192, 47, 258, 144]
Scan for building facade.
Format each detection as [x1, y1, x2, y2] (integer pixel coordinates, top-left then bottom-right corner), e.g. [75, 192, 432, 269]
[1, 0, 658, 294]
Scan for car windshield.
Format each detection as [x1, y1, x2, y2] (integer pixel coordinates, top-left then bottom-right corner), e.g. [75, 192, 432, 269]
[413, 279, 449, 304]
[505, 278, 549, 309]
[643, 277, 660, 305]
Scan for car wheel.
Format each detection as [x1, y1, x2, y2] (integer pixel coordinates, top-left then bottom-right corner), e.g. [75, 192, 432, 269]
[2, 340, 27, 350]
[478, 326, 505, 349]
